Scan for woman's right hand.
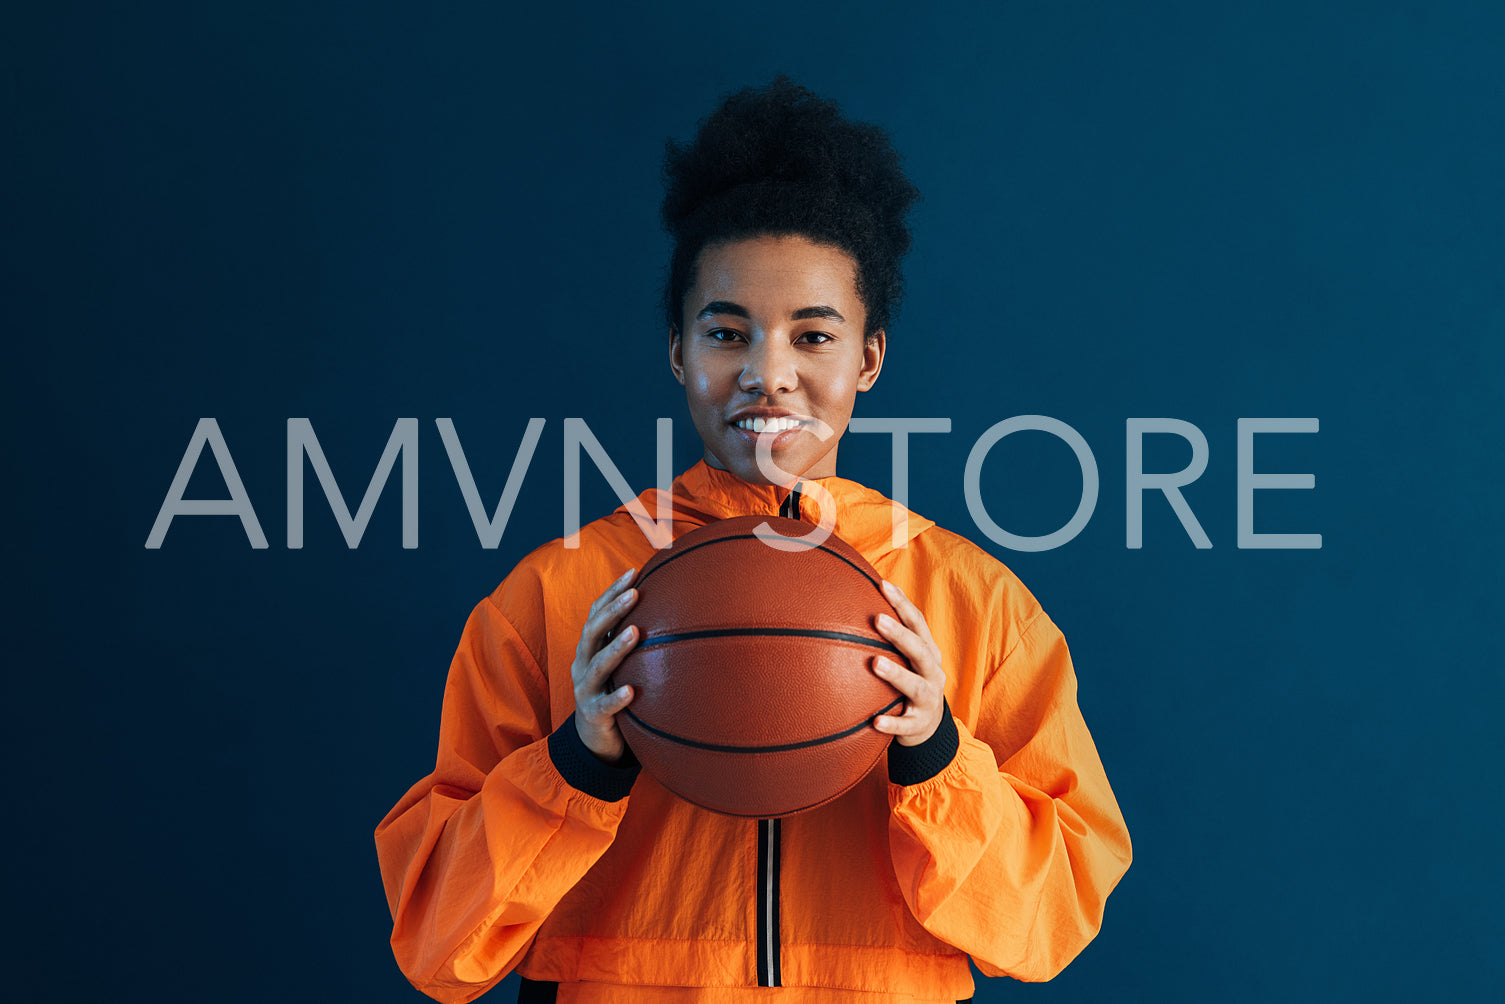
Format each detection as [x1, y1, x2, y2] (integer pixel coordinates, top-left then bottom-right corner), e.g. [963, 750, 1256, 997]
[570, 567, 641, 764]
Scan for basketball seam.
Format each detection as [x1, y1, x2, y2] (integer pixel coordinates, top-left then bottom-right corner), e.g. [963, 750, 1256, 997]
[621, 696, 903, 754]
[635, 626, 900, 654]
[634, 530, 883, 595]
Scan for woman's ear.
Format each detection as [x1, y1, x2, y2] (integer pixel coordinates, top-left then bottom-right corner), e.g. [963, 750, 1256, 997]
[669, 327, 686, 386]
[857, 329, 886, 392]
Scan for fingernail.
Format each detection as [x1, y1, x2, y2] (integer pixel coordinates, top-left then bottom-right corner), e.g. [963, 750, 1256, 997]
[883, 580, 900, 595]
[618, 568, 636, 584]
[877, 613, 894, 630]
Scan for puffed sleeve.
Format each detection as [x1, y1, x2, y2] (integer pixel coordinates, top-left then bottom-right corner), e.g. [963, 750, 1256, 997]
[374, 591, 638, 1003]
[886, 611, 1133, 981]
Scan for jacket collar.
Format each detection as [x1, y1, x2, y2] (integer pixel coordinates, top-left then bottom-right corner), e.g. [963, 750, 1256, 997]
[616, 460, 934, 560]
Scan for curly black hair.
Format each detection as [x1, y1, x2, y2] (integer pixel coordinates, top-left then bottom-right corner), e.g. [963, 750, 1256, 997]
[661, 75, 921, 339]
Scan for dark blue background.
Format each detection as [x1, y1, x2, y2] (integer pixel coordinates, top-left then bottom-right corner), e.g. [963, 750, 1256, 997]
[6, 2, 1501, 1001]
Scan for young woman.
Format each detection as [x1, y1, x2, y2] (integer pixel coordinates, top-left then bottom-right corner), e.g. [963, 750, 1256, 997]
[376, 77, 1132, 1004]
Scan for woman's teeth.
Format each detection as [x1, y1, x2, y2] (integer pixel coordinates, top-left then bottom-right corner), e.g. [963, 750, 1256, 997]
[735, 417, 804, 434]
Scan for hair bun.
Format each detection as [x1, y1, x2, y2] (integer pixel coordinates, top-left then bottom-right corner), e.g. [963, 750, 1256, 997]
[661, 75, 920, 335]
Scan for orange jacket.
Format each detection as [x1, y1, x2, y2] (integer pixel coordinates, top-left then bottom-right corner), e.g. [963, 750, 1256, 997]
[376, 462, 1132, 1003]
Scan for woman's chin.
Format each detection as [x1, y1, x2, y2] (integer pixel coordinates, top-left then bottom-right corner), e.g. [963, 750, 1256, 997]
[712, 448, 830, 488]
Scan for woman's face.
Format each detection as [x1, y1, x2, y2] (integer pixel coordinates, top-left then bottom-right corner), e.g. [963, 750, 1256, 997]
[670, 234, 885, 486]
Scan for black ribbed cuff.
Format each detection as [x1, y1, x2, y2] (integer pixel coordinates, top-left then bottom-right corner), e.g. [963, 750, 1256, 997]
[548, 716, 641, 802]
[887, 701, 960, 786]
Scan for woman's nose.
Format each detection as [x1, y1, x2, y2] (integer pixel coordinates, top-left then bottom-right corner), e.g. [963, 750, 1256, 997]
[739, 339, 797, 395]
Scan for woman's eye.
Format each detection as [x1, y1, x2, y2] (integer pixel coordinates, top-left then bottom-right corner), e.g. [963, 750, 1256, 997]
[707, 328, 744, 342]
[799, 331, 833, 344]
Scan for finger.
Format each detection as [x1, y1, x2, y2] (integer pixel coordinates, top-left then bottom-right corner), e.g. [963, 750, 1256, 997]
[874, 613, 932, 673]
[872, 710, 926, 736]
[583, 623, 639, 690]
[581, 586, 639, 659]
[881, 580, 938, 648]
[872, 655, 926, 701]
[593, 683, 633, 717]
[588, 567, 638, 619]
[605, 565, 637, 598]
[578, 574, 630, 661]
[576, 615, 635, 688]
[875, 598, 946, 686]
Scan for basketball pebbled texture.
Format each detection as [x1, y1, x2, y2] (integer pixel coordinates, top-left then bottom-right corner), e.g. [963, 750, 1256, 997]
[610, 514, 907, 818]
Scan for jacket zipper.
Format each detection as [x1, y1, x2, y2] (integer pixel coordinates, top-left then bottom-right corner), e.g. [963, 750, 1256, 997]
[755, 484, 803, 987]
[756, 816, 782, 986]
[778, 483, 803, 523]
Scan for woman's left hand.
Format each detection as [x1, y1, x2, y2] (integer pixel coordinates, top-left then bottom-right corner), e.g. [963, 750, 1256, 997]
[871, 579, 949, 747]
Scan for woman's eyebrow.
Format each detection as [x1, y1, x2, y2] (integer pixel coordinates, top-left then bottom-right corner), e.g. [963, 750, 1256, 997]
[696, 300, 750, 320]
[694, 301, 847, 323]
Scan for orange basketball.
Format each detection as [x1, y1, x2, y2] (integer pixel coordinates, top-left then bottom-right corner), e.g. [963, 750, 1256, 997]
[610, 514, 905, 818]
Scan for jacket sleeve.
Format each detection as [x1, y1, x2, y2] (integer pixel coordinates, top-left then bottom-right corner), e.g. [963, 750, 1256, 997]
[374, 593, 637, 1003]
[886, 610, 1133, 982]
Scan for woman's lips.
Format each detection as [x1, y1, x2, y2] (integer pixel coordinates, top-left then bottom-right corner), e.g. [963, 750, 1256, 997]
[731, 415, 808, 434]
[728, 416, 809, 450]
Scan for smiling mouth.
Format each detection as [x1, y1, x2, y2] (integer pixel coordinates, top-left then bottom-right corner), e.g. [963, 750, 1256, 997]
[732, 416, 809, 434]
